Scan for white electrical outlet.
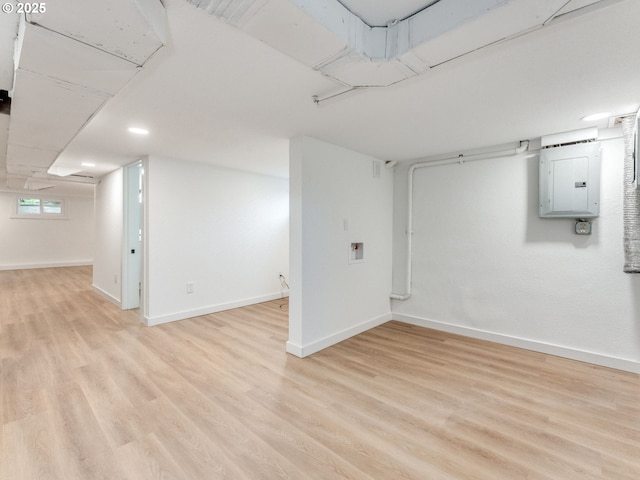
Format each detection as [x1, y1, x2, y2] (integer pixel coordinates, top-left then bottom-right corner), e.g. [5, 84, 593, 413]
[186, 282, 194, 293]
[575, 220, 592, 235]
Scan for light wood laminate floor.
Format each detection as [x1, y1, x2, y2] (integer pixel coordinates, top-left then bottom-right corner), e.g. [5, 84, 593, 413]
[1, 266, 639, 479]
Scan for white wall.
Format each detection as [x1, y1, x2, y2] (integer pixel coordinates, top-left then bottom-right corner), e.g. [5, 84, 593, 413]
[144, 156, 289, 325]
[288, 137, 394, 357]
[92, 168, 124, 305]
[0, 190, 94, 270]
[391, 136, 640, 372]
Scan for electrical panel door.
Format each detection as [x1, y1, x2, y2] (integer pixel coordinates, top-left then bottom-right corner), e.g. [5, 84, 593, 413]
[539, 142, 601, 218]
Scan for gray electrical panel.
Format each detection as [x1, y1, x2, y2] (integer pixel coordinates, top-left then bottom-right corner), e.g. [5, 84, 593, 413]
[539, 142, 601, 218]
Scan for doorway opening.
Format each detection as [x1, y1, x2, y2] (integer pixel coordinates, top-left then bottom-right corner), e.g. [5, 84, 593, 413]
[122, 161, 143, 311]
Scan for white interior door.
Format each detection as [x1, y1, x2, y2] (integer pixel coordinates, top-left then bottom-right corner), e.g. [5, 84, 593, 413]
[123, 162, 142, 310]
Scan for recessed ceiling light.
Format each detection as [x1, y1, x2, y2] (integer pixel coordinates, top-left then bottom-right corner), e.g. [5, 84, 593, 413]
[82, 162, 96, 167]
[581, 112, 611, 122]
[128, 127, 149, 135]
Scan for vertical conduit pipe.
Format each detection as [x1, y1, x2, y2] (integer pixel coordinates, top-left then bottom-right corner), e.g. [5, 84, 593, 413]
[390, 140, 530, 300]
[622, 115, 640, 273]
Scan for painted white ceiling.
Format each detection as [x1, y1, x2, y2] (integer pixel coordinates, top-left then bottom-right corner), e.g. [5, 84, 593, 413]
[338, 0, 440, 26]
[2, 0, 640, 196]
[0, 11, 19, 91]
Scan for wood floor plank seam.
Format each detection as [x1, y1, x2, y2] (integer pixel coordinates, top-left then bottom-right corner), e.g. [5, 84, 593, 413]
[1, 266, 639, 479]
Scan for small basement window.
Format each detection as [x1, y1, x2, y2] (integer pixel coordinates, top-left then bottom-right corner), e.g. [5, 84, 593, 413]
[14, 197, 67, 219]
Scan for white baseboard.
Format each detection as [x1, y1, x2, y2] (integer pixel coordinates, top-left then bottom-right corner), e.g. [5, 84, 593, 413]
[394, 313, 640, 374]
[286, 312, 392, 358]
[285, 341, 303, 357]
[144, 292, 289, 326]
[92, 284, 122, 308]
[0, 261, 92, 271]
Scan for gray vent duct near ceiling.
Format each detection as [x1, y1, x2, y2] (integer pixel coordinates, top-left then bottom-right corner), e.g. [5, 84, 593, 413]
[621, 115, 640, 273]
[188, 0, 618, 98]
[4, 0, 167, 190]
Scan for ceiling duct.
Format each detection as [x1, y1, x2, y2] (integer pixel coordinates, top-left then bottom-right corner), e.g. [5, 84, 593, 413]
[188, 0, 617, 92]
[23, 179, 55, 191]
[4, 0, 167, 189]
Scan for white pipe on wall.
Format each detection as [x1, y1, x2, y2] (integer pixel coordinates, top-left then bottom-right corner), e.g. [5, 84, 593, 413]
[390, 140, 530, 301]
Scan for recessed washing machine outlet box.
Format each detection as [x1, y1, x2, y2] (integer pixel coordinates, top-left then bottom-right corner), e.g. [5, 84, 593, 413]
[349, 242, 364, 264]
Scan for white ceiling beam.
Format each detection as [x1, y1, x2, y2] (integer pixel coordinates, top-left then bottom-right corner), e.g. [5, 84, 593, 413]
[0, 12, 19, 92]
[5, 0, 168, 189]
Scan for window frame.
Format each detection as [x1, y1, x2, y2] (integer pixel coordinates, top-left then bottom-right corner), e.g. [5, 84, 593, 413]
[12, 195, 69, 220]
